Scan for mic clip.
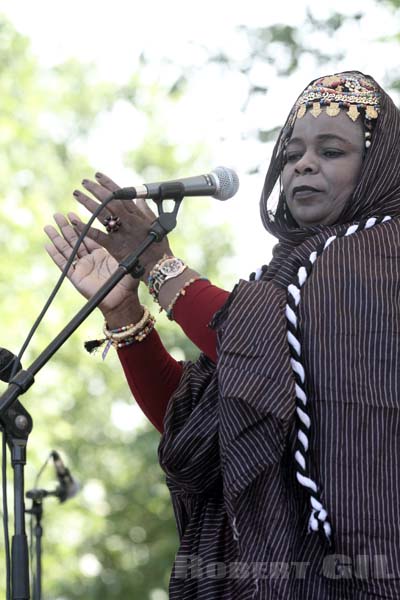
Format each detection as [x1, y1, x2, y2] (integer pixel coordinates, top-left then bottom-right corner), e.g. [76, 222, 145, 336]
[150, 182, 184, 241]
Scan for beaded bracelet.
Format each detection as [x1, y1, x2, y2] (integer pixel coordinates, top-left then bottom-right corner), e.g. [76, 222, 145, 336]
[109, 316, 156, 349]
[84, 305, 156, 358]
[165, 276, 209, 320]
[103, 306, 151, 340]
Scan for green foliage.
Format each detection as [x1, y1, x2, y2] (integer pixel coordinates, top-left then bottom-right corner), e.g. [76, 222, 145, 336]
[258, 126, 283, 144]
[383, 0, 400, 7]
[305, 9, 363, 33]
[210, 10, 362, 79]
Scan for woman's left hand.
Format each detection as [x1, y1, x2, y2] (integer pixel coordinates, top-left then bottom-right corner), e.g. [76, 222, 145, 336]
[71, 172, 173, 280]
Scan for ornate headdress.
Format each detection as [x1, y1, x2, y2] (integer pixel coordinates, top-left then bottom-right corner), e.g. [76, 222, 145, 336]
[290, 72, 380, 127]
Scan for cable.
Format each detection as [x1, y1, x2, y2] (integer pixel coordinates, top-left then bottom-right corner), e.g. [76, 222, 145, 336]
[9, 193, 115, 381]
[2, 429, 11, 600]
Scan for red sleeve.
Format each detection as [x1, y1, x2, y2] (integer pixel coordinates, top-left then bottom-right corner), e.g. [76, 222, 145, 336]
[172, 279, 229, 363]
[118, 328, 183, 433]
[117, 280, 229, 432]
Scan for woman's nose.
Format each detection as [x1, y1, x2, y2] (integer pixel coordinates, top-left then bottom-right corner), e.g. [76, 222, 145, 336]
[294, 152, 319, 174]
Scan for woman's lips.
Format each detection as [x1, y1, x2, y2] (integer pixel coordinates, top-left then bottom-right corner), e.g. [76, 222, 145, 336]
[292, 186, 321, 200]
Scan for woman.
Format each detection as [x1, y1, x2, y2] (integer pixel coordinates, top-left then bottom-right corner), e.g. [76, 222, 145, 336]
[45, 71, 400, 598]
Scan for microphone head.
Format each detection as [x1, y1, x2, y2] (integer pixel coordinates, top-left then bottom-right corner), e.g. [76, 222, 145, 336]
[211, 166, 239, 201]
[58, 479, 81, 503]
[51, 450, 81, 502]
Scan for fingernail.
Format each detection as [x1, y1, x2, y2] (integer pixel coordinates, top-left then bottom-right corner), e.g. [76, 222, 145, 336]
[71, 219, 79, 226]
[81, 179, 88, 185]
[73, 190, 80, 197]
[95, 172, 103, 179]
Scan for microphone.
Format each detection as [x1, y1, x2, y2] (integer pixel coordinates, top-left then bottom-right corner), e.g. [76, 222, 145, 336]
[51, 450, 80, 502]
[112, 166, 239, 201]
[0, 347, 22, 383]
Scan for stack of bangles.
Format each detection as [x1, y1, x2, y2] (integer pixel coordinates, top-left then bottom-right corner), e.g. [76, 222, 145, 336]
[147, 255, 208, 320]
[84, 306, 156, 359]
[85, 256, 206, 358]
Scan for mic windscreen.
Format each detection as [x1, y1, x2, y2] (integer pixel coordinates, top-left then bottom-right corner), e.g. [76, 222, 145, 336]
[212, 166, 240, 200]
[0, 348, 22, 383]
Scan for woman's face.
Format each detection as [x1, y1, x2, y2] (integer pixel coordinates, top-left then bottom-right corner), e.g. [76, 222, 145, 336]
[281, 110, 365, 227]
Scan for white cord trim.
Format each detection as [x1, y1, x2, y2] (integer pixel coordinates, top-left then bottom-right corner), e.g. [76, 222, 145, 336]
[298, 266, 308, 286]
[309, 251, 318, 264]
[296, 472, 318, 492]
[288, 284, 301, 305]
[324, 235, 337, 249]
[296, 406, 311, 428]
[287, 331, 301, 356]
[365, 217, 377, 228]
[290, 358, 305, 383]
[255, 267, 263, 281]
[297, 430, 309, 452]
[295, 383, 307, 404]
[285, 305, 297, 327]
[295, 450, 306, 470]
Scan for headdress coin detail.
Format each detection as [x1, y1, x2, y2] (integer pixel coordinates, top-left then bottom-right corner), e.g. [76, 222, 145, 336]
[290, 72, 380, 130]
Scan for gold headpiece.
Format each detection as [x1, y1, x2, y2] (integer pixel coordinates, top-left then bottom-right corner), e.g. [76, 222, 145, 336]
[290, 72, 381, 125]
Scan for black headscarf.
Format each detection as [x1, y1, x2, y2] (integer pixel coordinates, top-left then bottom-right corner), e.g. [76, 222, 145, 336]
[260, 71, 400, 252]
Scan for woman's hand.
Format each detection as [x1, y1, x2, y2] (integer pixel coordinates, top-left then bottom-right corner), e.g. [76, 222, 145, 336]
[44, 213, 142, 323]
[71, 172, 173, 280]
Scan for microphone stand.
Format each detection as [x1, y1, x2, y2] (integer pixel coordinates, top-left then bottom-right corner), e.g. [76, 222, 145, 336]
[25, 484, 66, 600]
[2, 402, 33, 600]
[0, 183, 183, 599]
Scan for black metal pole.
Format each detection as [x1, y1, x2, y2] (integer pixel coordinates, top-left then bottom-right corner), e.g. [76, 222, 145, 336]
[11, 439, 29, 600]
[33, 507, 42, 600]
[26, 489, 56, 600]
[34, 525, 41, 600]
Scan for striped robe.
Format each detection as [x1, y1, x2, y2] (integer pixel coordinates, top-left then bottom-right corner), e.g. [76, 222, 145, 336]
[159, 216, 400, 599]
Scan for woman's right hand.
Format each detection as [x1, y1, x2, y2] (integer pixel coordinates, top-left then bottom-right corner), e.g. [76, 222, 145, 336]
[44, 213, 144, 325]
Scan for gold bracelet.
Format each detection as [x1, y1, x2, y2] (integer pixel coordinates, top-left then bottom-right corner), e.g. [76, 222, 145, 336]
[166, 277, 208, 320]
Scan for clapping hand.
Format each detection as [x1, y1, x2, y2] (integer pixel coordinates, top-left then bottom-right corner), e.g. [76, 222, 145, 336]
[71, 172, 173, 278]
[44, 213, 138, 315]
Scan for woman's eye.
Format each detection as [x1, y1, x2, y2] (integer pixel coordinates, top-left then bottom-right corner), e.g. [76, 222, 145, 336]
[322, 149, 343, 158]
[286, 152, 302, 162]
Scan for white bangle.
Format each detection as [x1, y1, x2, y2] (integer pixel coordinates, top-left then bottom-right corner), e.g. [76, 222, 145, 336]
[103, 306, 151, 341]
